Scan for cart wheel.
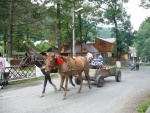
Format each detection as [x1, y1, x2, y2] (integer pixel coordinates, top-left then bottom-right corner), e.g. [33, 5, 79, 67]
[75, 77, 80, 85]
[115, 70, 121, 82]
[96, 75, 104, 87]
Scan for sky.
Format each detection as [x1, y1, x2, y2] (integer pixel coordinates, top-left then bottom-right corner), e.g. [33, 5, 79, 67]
[124, 0, 150, 30]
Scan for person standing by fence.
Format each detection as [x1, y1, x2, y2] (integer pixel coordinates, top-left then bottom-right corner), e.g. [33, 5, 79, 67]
[0, 52, 5, 89]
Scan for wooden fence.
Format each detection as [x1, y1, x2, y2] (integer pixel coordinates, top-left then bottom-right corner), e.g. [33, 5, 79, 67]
[5, 59, 36, 80]
[5, 66, 36, 80]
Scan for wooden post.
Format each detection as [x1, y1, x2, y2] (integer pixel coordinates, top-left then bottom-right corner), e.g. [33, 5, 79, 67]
[23, 41, 46, 59]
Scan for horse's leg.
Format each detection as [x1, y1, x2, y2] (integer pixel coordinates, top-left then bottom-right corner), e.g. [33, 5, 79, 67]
[61, 75, 73, 91]
[69, 76, 75, 87]
[59, 76, 65, 91]
[40, 75, 48, 97]
[87, 74, 92, 89]
[78, 74, 83, 94]
[85, 72, 92, 89]
[47, 74, 57, 92]
[63, 76, 69, 100]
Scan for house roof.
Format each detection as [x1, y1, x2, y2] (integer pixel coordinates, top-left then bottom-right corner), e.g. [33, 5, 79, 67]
[64, 44, 98, 53]
[83, 44, 98, 52]
[96, 37, 116, 44]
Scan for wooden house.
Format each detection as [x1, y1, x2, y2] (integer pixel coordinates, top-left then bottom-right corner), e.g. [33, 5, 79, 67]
[93, 38, 115, 58]
[61, 37, 129, 65]
[93, 37, 127, 62]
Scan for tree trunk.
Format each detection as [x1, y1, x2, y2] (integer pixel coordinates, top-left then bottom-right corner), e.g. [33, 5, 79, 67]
[113, 1, 122, 61]
[117, 48, 122, 61]
[26, 24, 29, 51]
[3, 34, 7, 55]
[8, 0, 14, 61]
[113, 16, 121, 61]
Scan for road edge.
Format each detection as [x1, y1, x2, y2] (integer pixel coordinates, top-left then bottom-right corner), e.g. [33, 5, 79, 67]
[146, 105, 150, 113]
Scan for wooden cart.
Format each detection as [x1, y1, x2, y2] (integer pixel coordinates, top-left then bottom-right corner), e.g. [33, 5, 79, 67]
[75, 67, 121, 87]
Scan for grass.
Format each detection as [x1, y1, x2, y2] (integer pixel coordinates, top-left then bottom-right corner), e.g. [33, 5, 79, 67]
[143, 64, 150, 66]
[8, 73, 59, 85]
[137, 94, 150, 113]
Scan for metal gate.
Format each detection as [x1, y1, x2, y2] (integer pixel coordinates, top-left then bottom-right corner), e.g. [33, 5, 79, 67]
[5, 66, 36, 80]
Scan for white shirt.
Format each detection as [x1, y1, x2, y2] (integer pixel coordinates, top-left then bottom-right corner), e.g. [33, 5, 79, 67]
[0, 57, 5, 73]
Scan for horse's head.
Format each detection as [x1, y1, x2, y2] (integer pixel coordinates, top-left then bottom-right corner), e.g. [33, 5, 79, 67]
[45, 52, 65, 68]
[45, 53, 56, 68]
[18, 52, 32, 69]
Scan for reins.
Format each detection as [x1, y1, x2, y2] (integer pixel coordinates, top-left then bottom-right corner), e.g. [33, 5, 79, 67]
[24, 55, 45, 67]
[22, 56, 32, 66]
[32, 55, 45, 67]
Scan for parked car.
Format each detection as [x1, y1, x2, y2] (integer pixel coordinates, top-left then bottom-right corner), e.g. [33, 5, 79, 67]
[90, 59, 103, 69]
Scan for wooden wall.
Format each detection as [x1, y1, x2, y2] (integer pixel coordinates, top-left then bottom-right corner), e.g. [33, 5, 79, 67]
[93, 38, 113, 52]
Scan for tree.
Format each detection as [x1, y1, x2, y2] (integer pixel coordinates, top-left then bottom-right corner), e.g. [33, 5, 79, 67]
[76, 2, 104, 43]
[135, 19, 150, 62]
[93, 0, 134, 60]
[32, 0, 104, 49]
[140, 0, 150, 9]
[140, 0, 150, 23]
[8, 0, 14, 61]
[0, 0, 9, 54]
[0, 0, 48, 57]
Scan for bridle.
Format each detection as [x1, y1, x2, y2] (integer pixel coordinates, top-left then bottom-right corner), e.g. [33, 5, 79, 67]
[19, 56, 32, 67]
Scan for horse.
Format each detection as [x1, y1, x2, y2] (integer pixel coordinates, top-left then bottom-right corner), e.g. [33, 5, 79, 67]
[18, 52, 75, 97]
[45, 53, 91, 100]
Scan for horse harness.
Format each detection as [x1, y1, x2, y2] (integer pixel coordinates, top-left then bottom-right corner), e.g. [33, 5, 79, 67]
[58, 57, 79, 73]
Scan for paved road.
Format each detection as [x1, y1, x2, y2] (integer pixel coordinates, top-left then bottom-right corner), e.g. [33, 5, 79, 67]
[0, 66, 150, 113]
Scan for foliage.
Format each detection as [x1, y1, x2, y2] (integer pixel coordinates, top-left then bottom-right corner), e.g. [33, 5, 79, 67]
[0, 0, 134, 58]
[92, 0, 134, 59]
[137, 100, 150, 113]
[135, 19, 150, 61]
[139, 0, 150, 32]
[0, 0, 50, 55]
[36, 42, 52, 52]
[33, 0, 104, 44]
[140, 0, 150, 9]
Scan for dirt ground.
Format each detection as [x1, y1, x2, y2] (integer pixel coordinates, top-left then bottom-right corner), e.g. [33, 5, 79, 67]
[117, 90, 150, 113]
[1, 79, 150, 113]
[1, 80, 43, 92]
[1, 66, 150, 113]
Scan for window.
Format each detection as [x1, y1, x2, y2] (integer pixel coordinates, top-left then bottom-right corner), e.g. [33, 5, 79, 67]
[102, 42, 106, 47]
[99, 41, 106, 47]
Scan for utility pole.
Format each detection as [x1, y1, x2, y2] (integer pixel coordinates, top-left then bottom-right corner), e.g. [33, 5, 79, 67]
[72, 7, 76, 58]
[79, 11, 82, 55]
[57, 2, 61, 55]
[72, 7, 83, 58]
